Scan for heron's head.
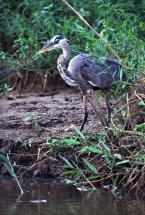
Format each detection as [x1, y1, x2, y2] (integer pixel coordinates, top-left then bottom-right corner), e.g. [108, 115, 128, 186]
[38, 35, 68, 54]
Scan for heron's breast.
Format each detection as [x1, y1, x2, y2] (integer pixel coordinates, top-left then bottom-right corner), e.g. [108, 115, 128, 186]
[57, 64, 79, 87]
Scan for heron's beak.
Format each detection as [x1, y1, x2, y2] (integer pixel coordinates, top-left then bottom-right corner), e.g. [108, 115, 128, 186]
[38, 42, 56, 54]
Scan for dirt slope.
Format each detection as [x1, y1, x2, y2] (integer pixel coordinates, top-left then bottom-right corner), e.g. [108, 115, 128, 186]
[0, 87, 106, 145]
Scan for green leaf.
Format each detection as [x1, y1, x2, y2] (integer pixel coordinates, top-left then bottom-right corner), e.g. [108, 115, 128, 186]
[140, 111, 145, 116]
[88, 175, 100, 180]
[63, 138, 81, 145]
[119, 68, 123, 81]
[114, 153, 122, 160]
[0, 154, 9, 163]
[62, 169, 80, 175]
[3, 163, 16, 178]
[79, 146, 102, 155]
[102, 143, 111, 152]
[83, 158, 98, 175]
[0, 154, 16, 178]
[71, 125, 86, 141]
[138, 100, 145, 106]
[116, 160, 130, 166]
[136, 123, 145, 128]
[59, 155, 74, 169]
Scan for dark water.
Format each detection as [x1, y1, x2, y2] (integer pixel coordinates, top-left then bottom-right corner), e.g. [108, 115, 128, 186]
[0, 179, 145, 215]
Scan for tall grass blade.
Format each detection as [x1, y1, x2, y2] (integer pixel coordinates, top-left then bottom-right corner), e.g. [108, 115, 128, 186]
[0, 154, 24, 194]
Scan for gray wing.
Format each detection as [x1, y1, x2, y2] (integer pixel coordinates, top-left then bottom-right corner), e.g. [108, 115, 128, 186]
[80, 57, 123, 89]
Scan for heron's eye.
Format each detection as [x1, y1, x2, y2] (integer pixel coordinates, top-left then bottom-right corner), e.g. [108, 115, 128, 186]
[55, 35, 63, 41]
[54, 39, 59, 43]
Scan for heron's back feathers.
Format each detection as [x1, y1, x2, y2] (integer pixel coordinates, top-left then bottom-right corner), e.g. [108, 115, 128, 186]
[67, 54, 125, 89]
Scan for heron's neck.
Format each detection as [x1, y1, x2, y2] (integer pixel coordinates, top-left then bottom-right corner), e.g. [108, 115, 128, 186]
[57, 41, 76, 85]
[60, 40, 71, 64]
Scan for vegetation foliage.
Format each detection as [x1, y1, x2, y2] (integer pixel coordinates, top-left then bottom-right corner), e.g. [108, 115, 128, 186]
[0, 0, 145, 195]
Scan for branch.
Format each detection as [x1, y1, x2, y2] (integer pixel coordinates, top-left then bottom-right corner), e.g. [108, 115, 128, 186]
[61, 0, 121, 61]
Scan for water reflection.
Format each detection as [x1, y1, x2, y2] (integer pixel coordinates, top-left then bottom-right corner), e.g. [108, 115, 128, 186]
[0, 179, 145, 215]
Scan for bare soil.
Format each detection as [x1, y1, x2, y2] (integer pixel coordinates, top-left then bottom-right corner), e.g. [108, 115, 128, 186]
[0, 85, 106, 177]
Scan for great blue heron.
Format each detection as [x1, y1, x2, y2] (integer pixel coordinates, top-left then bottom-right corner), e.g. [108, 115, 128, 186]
[38, 35, 125, 131]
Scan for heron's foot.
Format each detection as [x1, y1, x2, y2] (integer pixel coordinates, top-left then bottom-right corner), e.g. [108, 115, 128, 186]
[106, 117, 111, 127]
[106, 100, 114, 126]
[106, 111, 115, 127]
[80, 125, 85, 132]
[80, 112, 88, 132]
[107, 102, 113, 113]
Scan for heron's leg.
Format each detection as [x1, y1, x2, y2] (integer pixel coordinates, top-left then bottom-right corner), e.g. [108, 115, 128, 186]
[88, 90, 107, 127]
[105, 95, 113, 126]
[80, 89, 88, 132]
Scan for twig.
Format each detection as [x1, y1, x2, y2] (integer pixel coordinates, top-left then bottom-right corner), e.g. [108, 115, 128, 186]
[42, 71, 49, 92]
[113, 98, 138, 117]
[61, 0, 121, 61]
[72, 161, 96, 189]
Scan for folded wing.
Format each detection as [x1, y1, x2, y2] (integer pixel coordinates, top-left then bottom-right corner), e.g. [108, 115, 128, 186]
[80, 57, 123, 89]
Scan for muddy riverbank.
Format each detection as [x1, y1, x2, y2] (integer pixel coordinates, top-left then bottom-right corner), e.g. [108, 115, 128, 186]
[0, 85, 106, 177]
